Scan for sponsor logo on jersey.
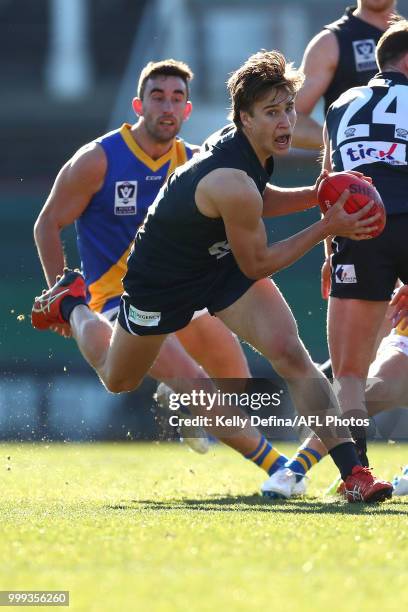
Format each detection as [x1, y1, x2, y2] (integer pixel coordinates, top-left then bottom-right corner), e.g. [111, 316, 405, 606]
[339, 141, 407, 169]
[114, 181, 137, 215]
[128, 305, 161, 327]
[208, 240, 231, 259]
[396, 128, 408, 140]
[344, 128, 356, 138]
[335, 265, 357, 284]
[145, 175, 163, 181]
[352, 39, 377, 72]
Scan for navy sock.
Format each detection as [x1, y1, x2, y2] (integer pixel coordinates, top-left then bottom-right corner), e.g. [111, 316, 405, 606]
[60, 296, 87, 323]
[353, 436, 369, 467]
[329, 442, 361, 480]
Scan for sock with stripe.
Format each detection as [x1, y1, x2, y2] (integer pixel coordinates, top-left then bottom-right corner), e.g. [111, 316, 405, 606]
[285, 444, 323, 482]
[61, 296, 88, 323]
[245, 436, 288, 476]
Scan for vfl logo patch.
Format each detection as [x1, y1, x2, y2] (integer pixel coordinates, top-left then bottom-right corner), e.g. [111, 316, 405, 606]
[340, 140, 407, 170]
[128, 305, 161, 327]
[352, 39, 377, 72]
[115, 181, 137, 215]
[335, 265, 357, 284]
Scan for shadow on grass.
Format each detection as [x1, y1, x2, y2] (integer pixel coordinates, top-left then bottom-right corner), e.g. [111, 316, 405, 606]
[106, 495, 408, 515]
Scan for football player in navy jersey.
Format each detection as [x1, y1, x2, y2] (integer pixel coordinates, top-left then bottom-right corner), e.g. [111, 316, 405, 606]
[33, 58, 309, 484]
[293, 1, 400, 150]
[32, 49, 393, 503]
[321, 19, 408, 466]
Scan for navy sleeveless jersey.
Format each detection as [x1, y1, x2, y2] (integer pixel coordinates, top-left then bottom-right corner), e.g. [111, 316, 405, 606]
[326, 72, 408, 215]
[324, 6, 384, 114]
[126, 125, 274, 288]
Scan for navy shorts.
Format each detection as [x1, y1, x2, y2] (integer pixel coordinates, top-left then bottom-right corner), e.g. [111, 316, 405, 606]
[330, 214, 408, 301]
[118, 253, 255, 336]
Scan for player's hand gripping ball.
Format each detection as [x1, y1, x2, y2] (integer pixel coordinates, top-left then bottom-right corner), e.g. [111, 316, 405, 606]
[317, 171, 386, 238]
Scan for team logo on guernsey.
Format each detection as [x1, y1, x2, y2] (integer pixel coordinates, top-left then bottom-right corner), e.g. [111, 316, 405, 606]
[128, 305, 161, 327]
[335, 265, 357, 284]
[352, 39, 377, 72]
[114, 181, 137, 215]
[339, 141, 407, 169]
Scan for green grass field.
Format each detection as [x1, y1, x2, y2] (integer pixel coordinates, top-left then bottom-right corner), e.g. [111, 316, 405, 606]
[1, 442, 407, 611]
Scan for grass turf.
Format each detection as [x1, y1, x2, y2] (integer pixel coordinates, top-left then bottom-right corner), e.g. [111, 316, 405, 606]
[0, 441, 407, 611]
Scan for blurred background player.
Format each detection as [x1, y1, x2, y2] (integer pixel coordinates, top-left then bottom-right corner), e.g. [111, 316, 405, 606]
[32, 49, 393, 503]
[293, 0, 400, 150]
[322, 19, 408, 466]
[33, 57, 302, 489]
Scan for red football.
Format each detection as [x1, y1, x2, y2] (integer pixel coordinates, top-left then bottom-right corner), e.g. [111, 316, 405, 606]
[317, 171, 386, 238]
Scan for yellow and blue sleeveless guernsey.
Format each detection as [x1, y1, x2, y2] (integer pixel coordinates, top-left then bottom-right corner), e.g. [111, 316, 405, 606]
[75, 123, 195, 314]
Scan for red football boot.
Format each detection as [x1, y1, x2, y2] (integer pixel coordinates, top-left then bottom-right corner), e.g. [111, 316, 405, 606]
[32, 268, 86, 330]
[343, 466, 393, 503]
[337, 480, 346, 496]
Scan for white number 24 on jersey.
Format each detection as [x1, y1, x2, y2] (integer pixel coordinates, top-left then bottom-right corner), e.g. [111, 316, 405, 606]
[335, 84, 408, 146]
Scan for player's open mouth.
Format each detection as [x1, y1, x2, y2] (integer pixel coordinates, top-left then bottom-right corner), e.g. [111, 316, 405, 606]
[275, 135, 290, 147]
[159, 119, 176, 126]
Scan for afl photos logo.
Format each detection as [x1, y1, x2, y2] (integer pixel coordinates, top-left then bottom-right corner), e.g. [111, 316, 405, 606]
[114, 181, 137, 215]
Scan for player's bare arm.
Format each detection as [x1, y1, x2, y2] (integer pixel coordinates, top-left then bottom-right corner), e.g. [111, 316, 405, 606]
[196, 168, 380, 280]
[292, 30, 339, 149]
[261, 174, 327, 217]
[261, 169, 372, 219]
[34, 143, 107, 288]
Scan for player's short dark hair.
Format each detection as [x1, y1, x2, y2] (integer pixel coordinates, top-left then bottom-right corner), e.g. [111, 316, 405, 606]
[376, 19, 408, 70]
[227, 50, 304, 127]
[137, 59, 194, 99]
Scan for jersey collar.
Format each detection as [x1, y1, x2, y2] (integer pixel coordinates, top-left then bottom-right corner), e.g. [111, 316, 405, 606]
[370, 71, 408, 86]
[119, 123, 177, 172]
[345, 6, 384, 35]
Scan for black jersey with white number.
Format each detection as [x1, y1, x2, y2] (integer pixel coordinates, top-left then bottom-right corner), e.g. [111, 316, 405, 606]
[324, 6, 384, 114]
[125, 125, 274, 287]
[326, 72, 408, 215]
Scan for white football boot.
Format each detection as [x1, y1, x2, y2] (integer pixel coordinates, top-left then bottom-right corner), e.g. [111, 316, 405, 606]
[261, 467, 308, 499]
[392, 465, 408, 496]
[154, 383, 210, 454]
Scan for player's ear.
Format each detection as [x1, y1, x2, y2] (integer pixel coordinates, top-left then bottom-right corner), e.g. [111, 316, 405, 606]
[240, 110, 251, 129]
[183, 101, 193, 120]
[132, 97, 143, 116]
